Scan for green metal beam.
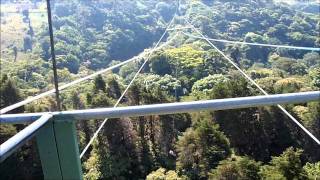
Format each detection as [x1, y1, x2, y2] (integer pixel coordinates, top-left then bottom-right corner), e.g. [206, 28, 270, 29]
[36, 118, 83, 180]
[36, 121, 62, 179]
[54, 118, 83, 179]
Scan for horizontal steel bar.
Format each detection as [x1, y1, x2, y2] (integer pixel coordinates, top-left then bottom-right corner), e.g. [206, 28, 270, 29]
[0, 114, 53, 162]
[1, 91, 319, 124]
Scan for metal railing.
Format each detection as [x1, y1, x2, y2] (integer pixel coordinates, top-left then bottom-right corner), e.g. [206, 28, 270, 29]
[1, 91, 319, 124]
[0, 91, 319, 179]
[0, 113, 53, 162]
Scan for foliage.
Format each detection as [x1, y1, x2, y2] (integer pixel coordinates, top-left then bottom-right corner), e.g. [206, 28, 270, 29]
[176, 119, 231, 179]
[192, 74, 230, 98]
[56, 54, 80, 74]
[166, 45, 205, 69]
[248, 68, 276, 79]
[303, 162, 320, 180]
[146, 168, 187, 180]
[209, 156, 261, 180]
[156, 2, 175, 22]
[259, 147, 307, 179]
[93, 75, 106, 93]
[0, 76, 43, 180]
[271, 57, 307, 75]
[302, 52, 320, 68]
[136, 74, 181, 97]
[149, 53, 172, 75]
[105, 75, 122, 99]
[0, 75, 24, 113]
[309, 67, 320, 89]
[274, 78, 303, 93]
[85, 118, 142, 179]
[1, 0, 320, 179]
[84, 141, 103, 180]
[209, 76, 274, 161]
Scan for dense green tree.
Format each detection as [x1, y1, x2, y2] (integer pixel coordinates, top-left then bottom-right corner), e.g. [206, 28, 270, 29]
[90, 91, 113, 108]
[309, 67, 320, 89]
[209, 156, 261, 180]
[0, 76, 24, 113]
[0, 76, 42, 179]
[209, 76, 269, 160]
[274, 78, 303, 93]
[93, 75, 106, 93]
[127, 82, 155, 175]
[22, 9, 29, 22]
[303, 162, 320, 180]
[146, 168, 187, 180]
[136, 74, 181, 97]
[106, 75, 122, 99]
[271, 57, 308, 75]
[242, 33, 270, 62]
[84, 139, 110, 180]
[84, 117, 141, 179]
[149, 53, 172, 75]
[302, 52, 320, 68]
[176, 119, 231, 179]
[156, 114, 192, 170]
[56, 54, 80, 74]
[192, 74, 230, 98]
[103, 117, 142, 179]
[155, 2, 176, 22]
[13, 46, 17, 62]
[23, 35, 32, 52]
[39, 37, 51, 60]
[260, 147, 307, 179]
[2, 0, 320, 179]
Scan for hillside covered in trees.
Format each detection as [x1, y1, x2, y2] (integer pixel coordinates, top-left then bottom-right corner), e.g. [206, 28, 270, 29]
[0, 0, 319, 179]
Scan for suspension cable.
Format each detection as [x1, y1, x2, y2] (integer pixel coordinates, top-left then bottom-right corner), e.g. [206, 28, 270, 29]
[79, 22, 179, 159]
[46, 0, 61, 111]
[0, 35, 175, 115]
[182, 32, 320, 51]
[185, 19, 320, 145]
[0, 1, 183, 115]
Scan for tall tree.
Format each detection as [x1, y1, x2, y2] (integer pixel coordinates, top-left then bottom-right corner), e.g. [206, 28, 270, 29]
[176, 119, 231, 179]
[128, 83, 154, 175]
[0, 75, 24, 113]
[210, 76, 271, 161]
[103, 117, 142, 179]
[0, 76, 42, 179]
[106, 76, 122, 99]
[13, 46, 17, 62]
[93, 75, 106, 93]
[209, 156, 261, 180]
[260, 147, 307, 179]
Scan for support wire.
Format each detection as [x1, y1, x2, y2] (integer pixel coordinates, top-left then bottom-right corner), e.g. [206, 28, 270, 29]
[80, 21, 179, 159]
[185, 19, 320, 145]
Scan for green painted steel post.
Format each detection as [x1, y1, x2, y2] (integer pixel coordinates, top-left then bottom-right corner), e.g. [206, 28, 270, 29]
[36, 117, 83, 180]
[53, 118, 83, 180]
[36, 121, 63, 179]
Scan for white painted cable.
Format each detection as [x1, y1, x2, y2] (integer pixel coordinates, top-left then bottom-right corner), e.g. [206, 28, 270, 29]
[79, 19, 179, 159]
[0, 34, 176, 115]
[185, 20, 320, 145]
[1, 58, 137, 114]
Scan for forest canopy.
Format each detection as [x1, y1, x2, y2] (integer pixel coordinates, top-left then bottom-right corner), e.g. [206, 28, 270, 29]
[0, 0, 319, 179]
